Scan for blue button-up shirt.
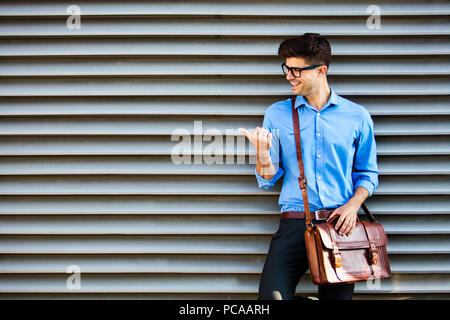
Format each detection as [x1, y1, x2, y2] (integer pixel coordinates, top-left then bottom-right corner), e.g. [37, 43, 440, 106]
[255, 86, 379, 213]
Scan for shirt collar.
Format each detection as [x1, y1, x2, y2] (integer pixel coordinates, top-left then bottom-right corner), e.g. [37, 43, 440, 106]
[294, 86, 341, 111]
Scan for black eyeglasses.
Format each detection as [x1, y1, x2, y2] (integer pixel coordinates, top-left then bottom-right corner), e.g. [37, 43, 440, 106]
[281, 63, 323, 78]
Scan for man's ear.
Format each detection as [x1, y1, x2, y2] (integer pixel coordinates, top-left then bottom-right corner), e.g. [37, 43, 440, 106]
[318, 65, 328, 77]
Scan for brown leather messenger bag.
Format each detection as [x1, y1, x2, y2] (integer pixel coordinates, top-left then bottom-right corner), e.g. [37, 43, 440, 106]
[291, 95, 392, 285]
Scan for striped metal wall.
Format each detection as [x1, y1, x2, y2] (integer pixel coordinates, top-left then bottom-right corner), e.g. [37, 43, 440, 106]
[0, 0, 449, 299]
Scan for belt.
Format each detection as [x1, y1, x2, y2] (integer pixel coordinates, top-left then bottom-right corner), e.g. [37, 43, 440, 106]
[281, 209, 334, 220]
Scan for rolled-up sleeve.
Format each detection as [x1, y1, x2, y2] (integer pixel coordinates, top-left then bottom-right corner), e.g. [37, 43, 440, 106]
[255, 166, 285, 190]
[352, 110, 379, 197]
[254, 107, 285, 190]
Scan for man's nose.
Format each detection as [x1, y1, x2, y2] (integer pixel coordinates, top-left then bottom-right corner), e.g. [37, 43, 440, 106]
[286, 71, 295, 81]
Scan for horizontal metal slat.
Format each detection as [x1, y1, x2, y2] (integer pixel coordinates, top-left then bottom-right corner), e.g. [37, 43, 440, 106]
[379, 155, 450, 174]
[0, 273, 448, 293]
[0, 175, 281, 196]
[0, 96, 449, 116]
[0, 292, 250, 299]
[0, 234, 448, 254]
[375, 136, 450, 155]
[0, 56, 448, 76]
[0, 155, 448, 175]
[0, 254, 268, 274]
[1, 254, 448, 274]
[354, 293, 450, 300]
[1, 36, 449, 57]
[1, 16, 449, 37]
[0, 115, 448, 135]
[374, 115, 450, 135]
[0, 195, 448, 215]
[0, 75, 449, 96]
[0, 214, 448, 235]
[0, 0, 448, 17]
[0, 292, 448, 300]
[0, 135, 447, 156]
[2, 155, 254, 176]
[0, 174, 448, 195]
[0, 194, 280, 215]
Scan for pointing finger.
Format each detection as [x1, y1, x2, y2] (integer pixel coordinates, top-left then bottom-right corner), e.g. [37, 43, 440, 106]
[268, 132, 272, 150]
[238, 127, 250, 139]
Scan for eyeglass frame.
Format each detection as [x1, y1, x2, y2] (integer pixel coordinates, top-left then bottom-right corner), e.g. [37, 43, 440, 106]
[281, 63, 324, 78]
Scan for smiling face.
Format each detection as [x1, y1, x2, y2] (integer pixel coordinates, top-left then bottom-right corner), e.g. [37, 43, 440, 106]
[285, 57, 328, 96]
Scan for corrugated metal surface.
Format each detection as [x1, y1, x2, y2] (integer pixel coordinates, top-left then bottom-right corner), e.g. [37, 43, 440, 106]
[0, 0, 449, 299]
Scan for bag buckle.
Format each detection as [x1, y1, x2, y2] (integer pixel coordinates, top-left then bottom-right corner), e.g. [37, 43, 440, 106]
[298, 176, 307, 190]
[332, 245, 342, 268]
[369, 243, 379, 265]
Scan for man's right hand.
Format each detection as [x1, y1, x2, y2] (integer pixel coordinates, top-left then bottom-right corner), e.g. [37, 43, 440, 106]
[239, 126, 275, 181]
[238, 127, 272, 160]
[239, 127, 276, 180]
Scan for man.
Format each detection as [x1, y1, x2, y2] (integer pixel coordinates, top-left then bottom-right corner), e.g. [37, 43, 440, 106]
[239, 33, 378, 300]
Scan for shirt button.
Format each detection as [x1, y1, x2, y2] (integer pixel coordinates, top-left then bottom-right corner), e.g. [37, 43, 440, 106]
[317, 133, 321, 136]
[317, 113, 321, 116]
[318, 155, 321, 158]
[318, 176, 321, 180]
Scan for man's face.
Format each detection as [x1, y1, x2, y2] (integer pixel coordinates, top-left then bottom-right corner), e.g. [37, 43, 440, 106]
[284, 57, 323, 96]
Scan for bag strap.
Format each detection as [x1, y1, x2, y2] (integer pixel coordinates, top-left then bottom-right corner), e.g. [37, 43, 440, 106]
[361, 203, 376, 222]
[360, 220, 381, 277]
[291, 96, 312, 227]
[290, 95, 376, 226]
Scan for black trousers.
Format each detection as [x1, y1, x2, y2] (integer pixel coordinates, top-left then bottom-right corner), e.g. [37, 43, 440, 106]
[258, 217, 354, 300]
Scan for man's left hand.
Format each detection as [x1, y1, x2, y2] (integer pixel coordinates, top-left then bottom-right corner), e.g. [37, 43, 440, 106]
[326, 203, 359, 236]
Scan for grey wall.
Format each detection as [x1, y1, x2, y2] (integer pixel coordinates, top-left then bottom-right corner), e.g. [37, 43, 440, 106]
[0, 0, 449, 299]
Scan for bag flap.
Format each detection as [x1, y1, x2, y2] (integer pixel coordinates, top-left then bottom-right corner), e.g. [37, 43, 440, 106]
[315, 221, 388, 250]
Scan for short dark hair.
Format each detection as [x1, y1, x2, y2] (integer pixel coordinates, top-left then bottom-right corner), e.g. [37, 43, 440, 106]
[278, 33, 331, 68]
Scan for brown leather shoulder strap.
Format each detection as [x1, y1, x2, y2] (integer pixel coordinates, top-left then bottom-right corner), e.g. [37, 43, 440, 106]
[361, 203, 376, 222]
[291, 96, 312, 226]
